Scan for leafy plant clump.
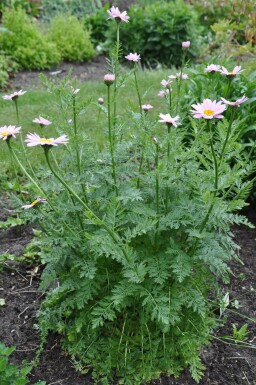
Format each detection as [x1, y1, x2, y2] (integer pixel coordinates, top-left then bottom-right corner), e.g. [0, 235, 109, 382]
[48, 14, 96, 62]
[0, 342, 45, 385]
[0, 7, 60, 70]
[1, 6, 255, 385]
[104, 0, 202, 67]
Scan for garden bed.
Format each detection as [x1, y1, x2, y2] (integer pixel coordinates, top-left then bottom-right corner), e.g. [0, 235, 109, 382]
[0, 200, 255, 385]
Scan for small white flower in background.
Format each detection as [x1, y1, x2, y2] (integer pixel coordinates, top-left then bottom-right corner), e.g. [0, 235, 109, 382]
[107, 6, 130, 23]
[219, 65, 244, 77]
[0, 125, 21, 140]
[125, 52, 141, 62]
[142, 104, 153, 112]
[2, 90, 26, 101]
[22, 197, 47, 209]
[33, 116, 52, 126]
[176, 72, 189, 80]
[220, 95, 249, 107]
[182, 41, 190, 48]
[68, 119, 73, 124]
[25, 133, 69, 147]
[158, 113, 181, 127]
[71, 86, 80, 95]
[168, 75, 177, 80]
[204, 64, 221, 73]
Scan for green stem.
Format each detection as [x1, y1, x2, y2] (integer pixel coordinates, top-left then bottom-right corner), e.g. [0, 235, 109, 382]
[165, 124, 171, 215]
[218, 108, 236, 166]
[107, 85, 118, 196]
[189, 120, 218, 256]
[224, 77, 232, 99]
[72, 95, 88, 202]
[44, 148, 130, 261]
[155, 140, 160, 216]
[113, 22, 120, 133]
[14, 99, 19, 125]
[169, 90, 172, 115]
[7, 139, 46, 199]
[134, 68, 142, 115]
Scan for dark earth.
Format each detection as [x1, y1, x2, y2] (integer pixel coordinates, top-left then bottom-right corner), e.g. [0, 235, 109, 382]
[0, 192, 256, 385]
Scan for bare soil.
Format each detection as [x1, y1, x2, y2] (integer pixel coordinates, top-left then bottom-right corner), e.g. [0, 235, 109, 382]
[0, 199, 256, 385]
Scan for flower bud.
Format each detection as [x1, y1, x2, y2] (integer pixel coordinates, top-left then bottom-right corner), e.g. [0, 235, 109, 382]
[98, 97, 104, 104]
[104, 74, 115, 86]
[182, 41, 190, 48]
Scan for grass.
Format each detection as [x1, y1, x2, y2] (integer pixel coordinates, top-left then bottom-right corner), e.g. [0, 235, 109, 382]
[0, 67, 175, 177]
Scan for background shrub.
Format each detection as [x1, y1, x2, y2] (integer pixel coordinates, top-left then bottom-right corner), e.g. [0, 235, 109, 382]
[48, 14, 96, 62]
[0, 7, 60, 70]
[103, 0, 202, 67]
[40, 0, 103, 21]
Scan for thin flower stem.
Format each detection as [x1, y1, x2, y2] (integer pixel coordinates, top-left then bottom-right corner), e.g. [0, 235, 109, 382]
[72, 95, 88, 203]
[165, 124, 171, 215]
[169, 91, 172, 115]
[14, 100, 19, 125]
[189, 120, 219, 256]
[107, 85, 118, 196]
[134, 68, 142, 115]
[44, 148, 131, 262]
[155, 141, 160, 216]
[113, 22, 120, 133]
[224, 77, 232, 99]
[218, 108, 236, 166]
[7, 139, 46, 199]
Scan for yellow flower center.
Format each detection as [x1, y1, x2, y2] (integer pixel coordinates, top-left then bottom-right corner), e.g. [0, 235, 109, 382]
[1, 132, 8, 137]
[203, 109, 214, 116]
[40, 138, 53, 144]
[31, 199, 38, 206]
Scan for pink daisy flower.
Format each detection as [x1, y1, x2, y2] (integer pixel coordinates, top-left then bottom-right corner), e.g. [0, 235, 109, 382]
[176, 72, 189, 80]
[125, 52, 141, 62]
[161, 79, 172, 88]
[219, 66, 244, 77]
[22, 197, 47, 209]
[33, 116, 52, 126]
[0, 125, 21, 140]
[204, 64, 221, 73]
[25, 133, 69, 147]
[107, 6, 129, 23]
[142, 104, 153, 112]
[158, 90, 170, 98]
[190, 99, 226, 119]
[182, 41, 190, 48]
[220, 95, 248, 107]
[158, 113, 180, 127]
[104, 74, 115, 86]
[2, 90, 26, 101]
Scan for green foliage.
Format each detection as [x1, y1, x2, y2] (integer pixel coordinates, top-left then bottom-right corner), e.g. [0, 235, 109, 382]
[104, 1, 202, 67]
[0, 0, 42, 17]
[232, 323, 250, 342]
[0, 7, 60, 70]
[40, 0, 103, 21]
[0, 342, 45, 385]
[84, 4, 109, 47]
[48, 14, 96, 62]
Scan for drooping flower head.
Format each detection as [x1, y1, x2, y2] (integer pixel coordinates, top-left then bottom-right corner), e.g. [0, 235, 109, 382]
[190, 99, 226, 119]
[107, 6, 130, 23]
[168, 75, 177, 80]
[204, 64, 221, 73]
[33, 116, 52, 126]
[22, 197, 47, 210]
[158, 89, 170, 98]
[161, 79, 172, 88]
[2, 90, 26, 101]
[220, 95, 248, 108]
[142, 104, 153, 112]
[182, 41, 190, 48]
[219, 66, 244, 77]
[25, 133, 69, 147]
[0, 125, 21, 140]
[104, 74, 115, 86]
[125, 52, 141, 62]
[71, 86, 80, 96]
[98, 97, 104, 104]
[159, 113, 181, 127]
